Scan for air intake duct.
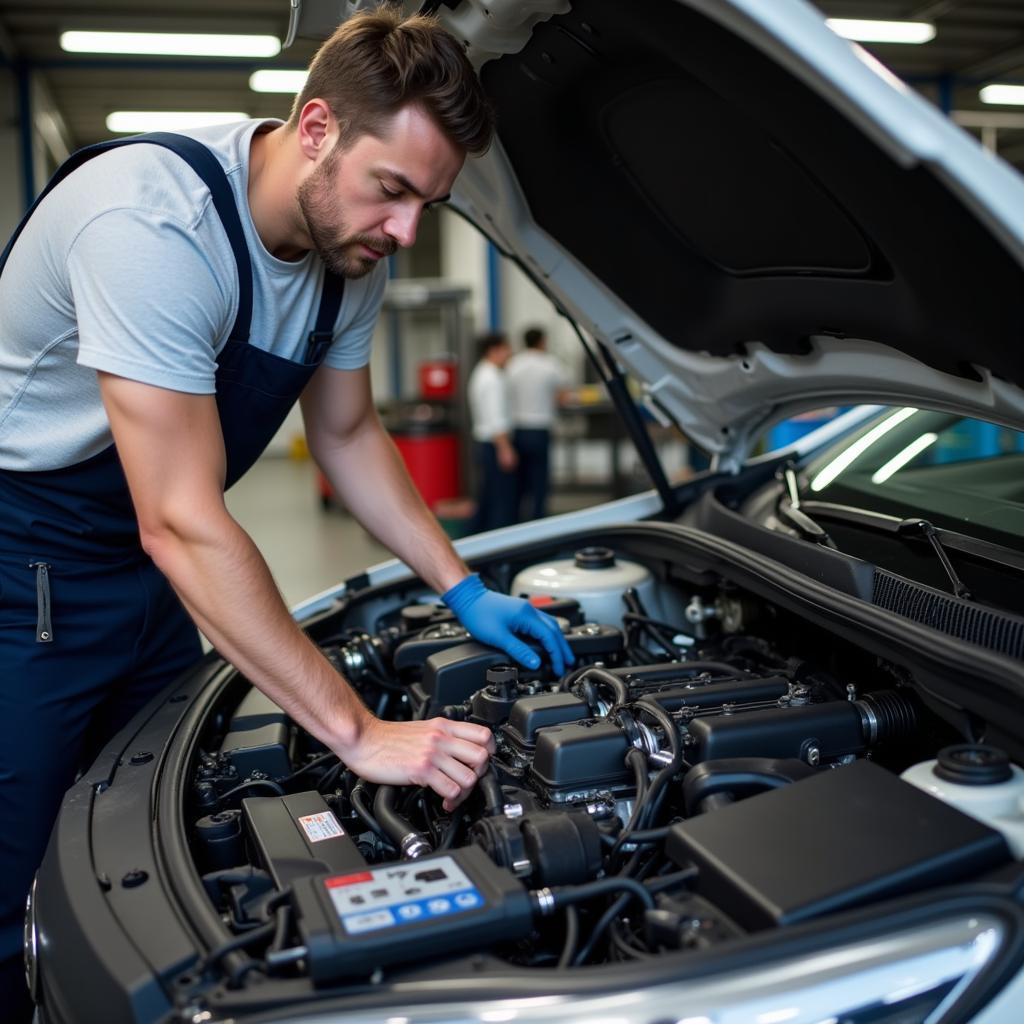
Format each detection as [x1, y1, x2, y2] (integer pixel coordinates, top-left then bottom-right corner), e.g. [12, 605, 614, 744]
[685, 689, 920, 765]
[855, 689, 919, 746]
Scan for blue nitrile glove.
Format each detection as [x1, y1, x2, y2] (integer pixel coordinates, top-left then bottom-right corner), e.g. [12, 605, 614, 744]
[442, 574, 575, 675]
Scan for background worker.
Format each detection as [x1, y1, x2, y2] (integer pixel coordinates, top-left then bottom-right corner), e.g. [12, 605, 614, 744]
[0, 11, 571, 1016]
[467, 331, 518, 531]
[507, 325, 569, 520]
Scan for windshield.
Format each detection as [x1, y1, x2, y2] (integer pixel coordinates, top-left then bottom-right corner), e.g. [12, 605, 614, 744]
[802, 408, 1024, 550]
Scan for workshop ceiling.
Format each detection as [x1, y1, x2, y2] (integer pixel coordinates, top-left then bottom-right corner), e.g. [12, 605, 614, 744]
[1, 0, 1022, 171]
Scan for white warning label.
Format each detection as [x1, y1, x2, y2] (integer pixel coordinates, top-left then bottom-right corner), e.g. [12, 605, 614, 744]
[298, 810, 345, 843]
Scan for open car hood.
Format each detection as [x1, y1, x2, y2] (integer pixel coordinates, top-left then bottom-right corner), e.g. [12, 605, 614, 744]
[290, 0, 1024, 470]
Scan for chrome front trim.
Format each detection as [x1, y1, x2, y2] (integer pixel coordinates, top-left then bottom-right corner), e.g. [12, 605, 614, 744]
[285, 913, 1006, 1024]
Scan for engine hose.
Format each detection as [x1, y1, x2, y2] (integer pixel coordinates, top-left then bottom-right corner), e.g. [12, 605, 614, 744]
[557, 905, 579, 969]
[682, 758, 817, 816]
[198, 918, 277, 972]
[575, 666, 630, 709]
[602, 823, 667, 847]
[621, 587, 683, 653]
[363, 636, 391, 680]
[634, 699, 681, 761]
[217, 778, 285, 803]
[349, 783, 393, 848]
[621, 611, 681, 649]
[373, 785, 434, 858]
[532, 875, 655, 917]
[607, 749, 650, 862]
[438, 804, 466, 850]
[558, 664, 594, 692]
[622, 586, 646, 614]
[632, 699, 683, 831]
[570, 891, 632, 967]
[570, 847, 662, 965]
[477, 768, 504, 816]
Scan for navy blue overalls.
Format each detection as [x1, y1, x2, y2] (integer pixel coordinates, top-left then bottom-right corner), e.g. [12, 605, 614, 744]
[0, 133, 345, 1012]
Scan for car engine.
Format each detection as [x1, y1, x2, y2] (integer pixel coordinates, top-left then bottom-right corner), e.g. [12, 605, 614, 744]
[183, 546, 1022, 989]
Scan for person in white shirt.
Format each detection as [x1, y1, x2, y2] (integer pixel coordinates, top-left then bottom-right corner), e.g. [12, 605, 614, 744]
[467, 331, 517, 531]
[507, 326, 569, 520]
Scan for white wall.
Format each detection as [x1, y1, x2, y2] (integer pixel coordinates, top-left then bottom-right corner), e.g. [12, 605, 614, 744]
[500, 254, 584, 380]
[440, 208, 490, 332]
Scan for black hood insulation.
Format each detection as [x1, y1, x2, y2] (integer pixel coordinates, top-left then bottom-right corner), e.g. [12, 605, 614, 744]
[482, 0, 1024, 388]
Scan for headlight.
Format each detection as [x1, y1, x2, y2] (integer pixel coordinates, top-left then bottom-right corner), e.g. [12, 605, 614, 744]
[307, 913, 1007, 1023]
[23, 875, 38, 1002]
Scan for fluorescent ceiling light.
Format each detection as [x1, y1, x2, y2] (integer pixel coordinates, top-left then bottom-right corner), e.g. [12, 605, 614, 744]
[871, 433, 938, 484]
[249, 69, 308, 93]
[980, 84, 1024, 106]
[106, 111, 249, 133]
[810, 407, 919, 492]
[826, 19, 936, 44]
[61, 31, 280, 58]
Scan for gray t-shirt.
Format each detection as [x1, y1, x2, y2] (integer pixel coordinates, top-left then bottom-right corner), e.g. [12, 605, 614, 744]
[0, 119, 387, 471]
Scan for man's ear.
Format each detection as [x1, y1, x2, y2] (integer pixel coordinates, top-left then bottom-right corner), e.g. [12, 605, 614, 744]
[296, 99, 336, 162]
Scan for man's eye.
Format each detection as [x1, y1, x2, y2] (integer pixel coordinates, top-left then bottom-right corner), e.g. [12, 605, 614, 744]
[380, 183, 401, 198]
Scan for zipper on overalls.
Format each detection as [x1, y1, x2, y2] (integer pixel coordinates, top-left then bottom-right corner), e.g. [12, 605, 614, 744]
[29, 562, 53, 643]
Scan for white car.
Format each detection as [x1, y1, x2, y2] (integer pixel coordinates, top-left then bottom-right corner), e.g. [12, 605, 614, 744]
[27, 2, 1024, 1022]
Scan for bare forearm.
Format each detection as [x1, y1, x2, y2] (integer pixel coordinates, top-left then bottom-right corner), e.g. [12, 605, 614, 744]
[100, 371, 494, 807]
[314, 422, 468, 594]
[143, 511, 370, 752]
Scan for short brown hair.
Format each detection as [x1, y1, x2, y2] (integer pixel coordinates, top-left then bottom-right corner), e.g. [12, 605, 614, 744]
[476, 331, 508, 360]
[289, 7, 494, 156]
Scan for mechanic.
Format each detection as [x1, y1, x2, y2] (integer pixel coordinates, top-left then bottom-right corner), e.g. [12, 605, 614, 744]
[468, 330, 519, 531]
[507, 325, 569, 520]
[0, 9, 572, 1015]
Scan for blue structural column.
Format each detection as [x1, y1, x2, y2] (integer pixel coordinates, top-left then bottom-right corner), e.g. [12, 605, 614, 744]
[15, 61, 35, 210]
[937, 72, 954, 116]
[486, 240, 502, 332]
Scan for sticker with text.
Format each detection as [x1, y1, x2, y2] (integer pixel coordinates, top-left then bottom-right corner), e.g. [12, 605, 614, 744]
[298, 810, 344, 843]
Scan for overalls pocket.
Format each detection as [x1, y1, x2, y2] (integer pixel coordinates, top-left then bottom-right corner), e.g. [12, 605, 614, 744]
[30, 562, 53, 643]
[0, 557, 54, 643]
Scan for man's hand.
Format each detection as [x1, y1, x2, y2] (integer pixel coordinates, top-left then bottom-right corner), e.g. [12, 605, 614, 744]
[442, 573, 575, 674]
[340, 717, 495, 812]
[496, 435, 518, 472]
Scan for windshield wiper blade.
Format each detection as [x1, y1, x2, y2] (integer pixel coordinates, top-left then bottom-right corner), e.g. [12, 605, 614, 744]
[897, 518, 972, 600]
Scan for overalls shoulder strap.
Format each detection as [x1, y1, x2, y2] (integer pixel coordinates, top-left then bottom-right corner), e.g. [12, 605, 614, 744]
[0, 132, 254, 343]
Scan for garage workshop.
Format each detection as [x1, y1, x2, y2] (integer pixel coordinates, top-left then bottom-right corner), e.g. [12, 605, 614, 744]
[3, 2, 1024, 1022]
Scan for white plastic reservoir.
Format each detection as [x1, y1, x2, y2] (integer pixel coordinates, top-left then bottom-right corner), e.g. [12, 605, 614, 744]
[901, 745, 1024, 858]
[510, 547, 662, 629]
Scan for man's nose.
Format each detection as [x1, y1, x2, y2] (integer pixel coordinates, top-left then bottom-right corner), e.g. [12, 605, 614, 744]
[385, 204, 420, 249]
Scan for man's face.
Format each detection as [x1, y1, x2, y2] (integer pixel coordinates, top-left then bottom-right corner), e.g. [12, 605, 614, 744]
[297, 104, 465, 278]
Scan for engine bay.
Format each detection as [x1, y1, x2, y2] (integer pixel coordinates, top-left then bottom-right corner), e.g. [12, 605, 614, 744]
[182, 540, 1024, 991]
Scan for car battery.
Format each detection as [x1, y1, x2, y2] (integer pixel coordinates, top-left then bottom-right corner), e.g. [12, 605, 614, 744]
[243, 791, 367, 891]
[292, 845, 534, 982]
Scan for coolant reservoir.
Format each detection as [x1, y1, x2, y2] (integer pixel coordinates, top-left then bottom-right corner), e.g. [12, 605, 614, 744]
[510, 547, 661, 628]
[901, 745, 1024, 858]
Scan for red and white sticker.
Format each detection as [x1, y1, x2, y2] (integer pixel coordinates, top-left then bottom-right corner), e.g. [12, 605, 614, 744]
[297, 810, 344, 843]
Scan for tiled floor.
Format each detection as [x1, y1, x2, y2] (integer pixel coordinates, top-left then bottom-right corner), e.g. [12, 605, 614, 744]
[226, 456, 611, 608]
[225, 457, 391, 608]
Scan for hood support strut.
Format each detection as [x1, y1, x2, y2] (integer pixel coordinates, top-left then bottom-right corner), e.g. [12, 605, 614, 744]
[575, 325, 681, 519]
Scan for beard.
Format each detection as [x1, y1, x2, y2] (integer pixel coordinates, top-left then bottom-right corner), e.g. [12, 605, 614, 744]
[297, 148, 397, 279]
